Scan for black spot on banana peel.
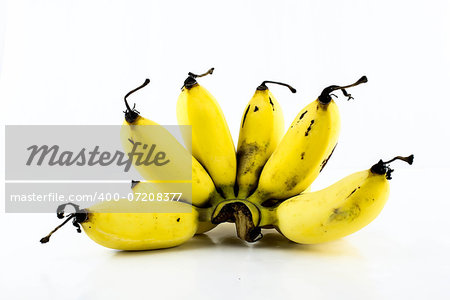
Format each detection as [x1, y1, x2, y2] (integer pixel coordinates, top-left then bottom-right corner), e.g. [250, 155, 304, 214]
[305, 120, 315, 136]
[293, 111, 309, 128]
[253, 106, 259, 112]
[299, 110, 308, 120]
[348, 188, 357, 198]
[284, 175, 299, 191]
[242, 105, 251, 128]
[236, 142, 260, 175]
[269, 97, 275, 111]
[319, 144, 337, 172]
[236, 141, 268, 198]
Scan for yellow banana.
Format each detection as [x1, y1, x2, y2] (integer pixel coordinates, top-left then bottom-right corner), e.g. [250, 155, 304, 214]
[121, 79, 219, 207]
[248, 76, 367, 204]
[128, 157, 217, 208]
[131, 180, 217, 234]
[190, 157, 219, 207]
[236, 81, 296, 199]
[270, 155, 413, 244]
[120, 79, 192, 182]
[40, 200, 198, 250]
[177, 68, 237, 199]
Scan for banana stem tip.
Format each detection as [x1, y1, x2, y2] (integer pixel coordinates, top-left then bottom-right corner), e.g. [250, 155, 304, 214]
[371, 154, 414, 179]
[40, 203, 87, 244]
[183, 68, 215, 89]
[318, 75, 368, 104]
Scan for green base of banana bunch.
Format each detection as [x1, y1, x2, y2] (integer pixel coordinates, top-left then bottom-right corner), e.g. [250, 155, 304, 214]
[41, 69, 414, 251]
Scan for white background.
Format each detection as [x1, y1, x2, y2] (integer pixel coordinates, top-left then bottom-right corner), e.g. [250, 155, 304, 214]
[1, 0, 449, 299]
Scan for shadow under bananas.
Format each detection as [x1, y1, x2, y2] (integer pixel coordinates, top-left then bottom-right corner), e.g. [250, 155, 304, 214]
[207, 225, 361, 258]
[112, 234, 217, 257]
[253, 230, 362, 257]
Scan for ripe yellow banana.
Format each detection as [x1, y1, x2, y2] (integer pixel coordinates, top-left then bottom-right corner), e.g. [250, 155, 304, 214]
[236, 81, 296, 199]
[131, 180, 217, 234]
[191, 157, 219, 207]
[121, 79, 219, 207]
[269, 155, 414, 244]
[128, 156, 218, 208]
[248, 76, 368, 204]
[177, 68, 237, 199]
[40, 200, 198, 250]
[121, 79, 192, 182]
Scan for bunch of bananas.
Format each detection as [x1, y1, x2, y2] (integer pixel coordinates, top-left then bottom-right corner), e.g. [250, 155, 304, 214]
[41, 68, 413, 250]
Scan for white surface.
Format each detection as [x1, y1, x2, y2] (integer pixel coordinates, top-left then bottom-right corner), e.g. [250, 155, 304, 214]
[1, 0, 450, 299]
